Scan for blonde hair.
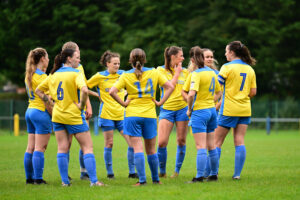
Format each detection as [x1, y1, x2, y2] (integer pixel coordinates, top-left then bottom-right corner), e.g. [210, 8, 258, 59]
[25, 48, 47, 90]
[62, 41, 78, 51]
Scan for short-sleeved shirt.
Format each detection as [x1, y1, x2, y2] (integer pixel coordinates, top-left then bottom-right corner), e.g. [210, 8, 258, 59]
[218, 59, 256, 116]
[25, 68, 48, 111]
[114, 67, 168, 118]
[183, 66, 221, 110]
[87, 70, 125, 120]
[157, 66, 189, 111]
[37, 66, 87, 125]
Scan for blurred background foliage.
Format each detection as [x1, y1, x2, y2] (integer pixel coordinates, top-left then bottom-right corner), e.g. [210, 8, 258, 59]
[0, 0, 299, 99]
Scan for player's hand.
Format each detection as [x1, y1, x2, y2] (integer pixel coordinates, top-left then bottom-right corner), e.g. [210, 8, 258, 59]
[85, 106, 92, 120]
[152, 99, 163, 107]
[174, 62, 183, 74]
[186, 109, 192, 117]
[123, 99, 131, 107]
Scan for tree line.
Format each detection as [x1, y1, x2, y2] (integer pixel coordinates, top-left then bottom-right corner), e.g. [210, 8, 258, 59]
[0, 0, 299, 98]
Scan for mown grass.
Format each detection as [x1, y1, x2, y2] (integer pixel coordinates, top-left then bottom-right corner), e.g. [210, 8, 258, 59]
[0, 130, 299, 200]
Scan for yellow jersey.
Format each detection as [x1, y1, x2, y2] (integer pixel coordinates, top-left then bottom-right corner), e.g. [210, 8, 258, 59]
[37, 66, 87, 125]
[218, 59, 256, 116]
[184, 67, 220, 110]
[25, 68, 47, 111]
[157, 66, 189, 111]
[114, 67, 168, 118]
[87, 70, 125, 120]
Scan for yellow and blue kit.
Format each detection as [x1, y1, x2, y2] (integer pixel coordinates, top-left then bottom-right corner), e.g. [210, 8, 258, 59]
[113, 67, 168, 139]
[184, 66, 221, 133]
[87, 70, 125, 131]
[25, 68, 52, 134]
[157, 65, 189, 122]
[217, 59, 256, 128]
[37, 66, 88, 134]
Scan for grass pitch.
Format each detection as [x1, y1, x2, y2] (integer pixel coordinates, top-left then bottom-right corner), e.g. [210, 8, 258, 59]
[0, 130, 299, 200]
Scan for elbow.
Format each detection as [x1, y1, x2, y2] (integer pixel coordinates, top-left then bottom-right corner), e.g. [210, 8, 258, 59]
[81, 86, 88, 95]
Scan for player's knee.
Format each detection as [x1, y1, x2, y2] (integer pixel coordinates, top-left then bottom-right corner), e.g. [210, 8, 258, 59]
[177, 138, 186, 146]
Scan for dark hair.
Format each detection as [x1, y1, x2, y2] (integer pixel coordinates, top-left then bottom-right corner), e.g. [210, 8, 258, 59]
[189, 46, 204, 69]
[202, 48, 218, 70]
[227, 41, 256, 65]
[129, 48, 146, 80]
[164, 46, 182, 74]
[51, 48, 76, 74]
[100, 50, 120, 67]
[25, 47, 47, 90]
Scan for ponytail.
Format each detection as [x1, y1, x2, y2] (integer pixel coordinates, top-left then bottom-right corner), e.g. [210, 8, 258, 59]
[228, 41, 256, 66]
[164, 46, 182, 74]
[25, 48, 47, 90]
[129, 48, 146, 80]
[189, 46, 204, 69]
[51, 48, 75, 74]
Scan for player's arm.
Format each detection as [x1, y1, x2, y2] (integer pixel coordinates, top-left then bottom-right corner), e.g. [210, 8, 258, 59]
[109, 87, 130, 107]
[170, 62, 183, 86]
[181, 73, 192, 102]
[249, 88, 257, 98]
[85, 96, 92, 120]
[186, 90, 196, 117]
[249, 71, 257, 98]
[75, 86, 88, 110]
[153, 81, 174, 106]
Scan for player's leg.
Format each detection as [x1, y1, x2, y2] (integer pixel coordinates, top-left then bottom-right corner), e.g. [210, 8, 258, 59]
[232, 123, 248, 179]
[103, 129, 114, 178]
[24, 133, 35, 184]
[157, 119, 173, 177]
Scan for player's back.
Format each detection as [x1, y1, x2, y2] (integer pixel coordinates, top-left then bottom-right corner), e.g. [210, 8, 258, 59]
[26, 68, 47, 111]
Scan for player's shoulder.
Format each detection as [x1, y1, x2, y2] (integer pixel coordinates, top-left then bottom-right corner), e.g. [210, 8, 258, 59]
[98, 70, 110, 77]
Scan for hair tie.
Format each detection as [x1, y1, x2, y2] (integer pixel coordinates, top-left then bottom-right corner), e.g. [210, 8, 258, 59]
[240, 43, 244, 48]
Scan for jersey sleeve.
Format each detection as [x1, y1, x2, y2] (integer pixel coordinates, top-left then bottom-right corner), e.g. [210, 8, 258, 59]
[214, 74, 221, 93]
[250, 70, 257, 88]
[157, 69, 168, 87]
[87, 73, 101, 89]
[36, 75, 49, 92]
[190, 72, 200, 92]
[113, 73, 126, 91]
[218, 65, 229, 85]
[183, 73, 192, 92]
[76, 73, 87, 89]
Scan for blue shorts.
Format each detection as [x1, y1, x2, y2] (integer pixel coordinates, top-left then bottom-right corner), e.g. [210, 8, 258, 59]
[218, 115, 251, 128]
[190, 108, 217, 133]
[159, 106, 189, 123]
[25, 108, 52, 134]
[98, 117, 123, 132]
[124, 117, 157, 139]
[53, 120, 89, 134]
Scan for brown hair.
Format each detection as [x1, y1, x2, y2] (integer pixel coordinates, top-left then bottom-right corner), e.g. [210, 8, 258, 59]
[164, 46, 182, 74]
[51, 48, 76, 74]
[129, 48, 146, 80]
[227, 41, 256, 65]
[62, 41, 78, 51]
[189, 46, 204, 69]
[100, 50, 120, 67]
[25, 48, 47, 90]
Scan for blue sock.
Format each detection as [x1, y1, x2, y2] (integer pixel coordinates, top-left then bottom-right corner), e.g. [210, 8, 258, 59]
[175, 145, 186, 174]
[209, 149, 219, 176]
[204, 155, 211, 177]
[127, 147, 135, 174]
[104, 147, 113, 175]
[57, 153, 69, 184]
[67, 151, 70, 164]
[84, 153, 98, 183]
[79, 149, 86, 173]
[234, 145, 246, 177]
[147, 154, 159, 182]
[32, 151, 44, 180]
[24, 152, 34, 180]
[216, 147, 222, 174]
[157, 147, 167, 174]
[196, 149, 207, 178]
[134, 152, 146, 183]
